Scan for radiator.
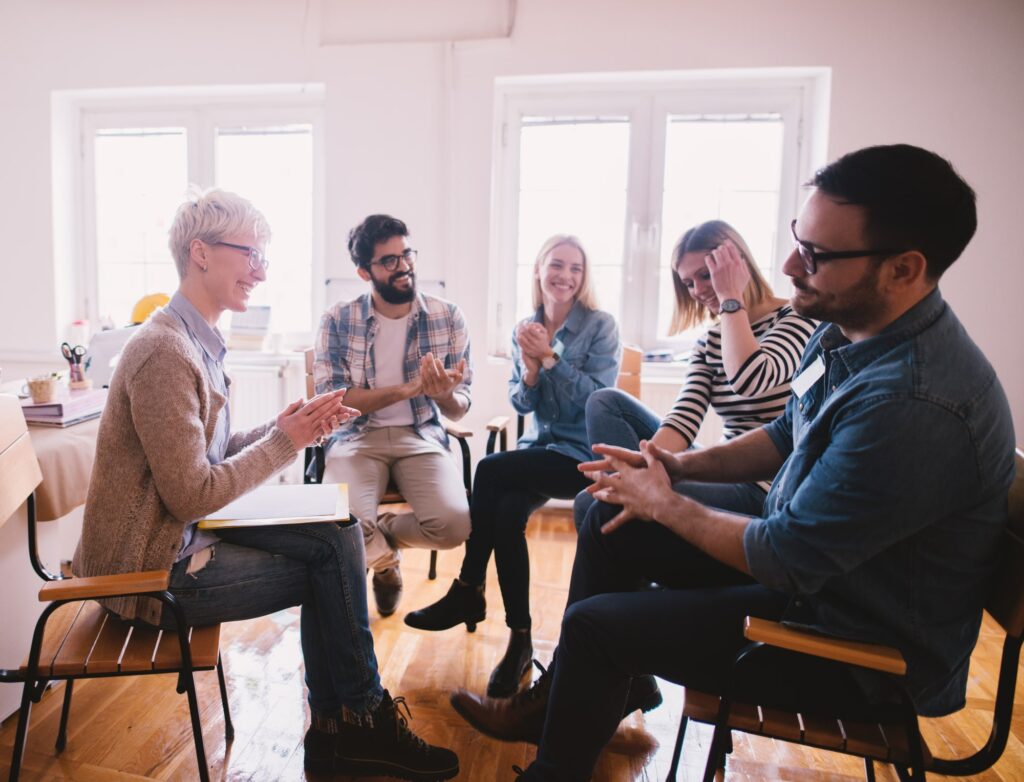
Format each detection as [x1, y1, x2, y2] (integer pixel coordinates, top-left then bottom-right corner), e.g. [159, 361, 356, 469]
[640, 379, 723, 447]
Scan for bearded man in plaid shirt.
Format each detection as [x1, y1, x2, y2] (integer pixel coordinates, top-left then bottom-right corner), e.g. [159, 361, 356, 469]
[315, 214, 472, 617]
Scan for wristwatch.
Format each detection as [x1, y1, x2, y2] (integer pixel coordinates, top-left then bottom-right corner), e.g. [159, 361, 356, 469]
[541, 352, 560, 370]
[719, 298, 744, 314]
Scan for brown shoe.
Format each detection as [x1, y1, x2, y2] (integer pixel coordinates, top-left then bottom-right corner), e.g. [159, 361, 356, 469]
[450, 660, 550, 744]
[372, 566, 403, 617]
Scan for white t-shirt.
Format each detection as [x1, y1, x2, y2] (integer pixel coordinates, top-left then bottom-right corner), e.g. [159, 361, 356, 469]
[369, 312, 416, 427]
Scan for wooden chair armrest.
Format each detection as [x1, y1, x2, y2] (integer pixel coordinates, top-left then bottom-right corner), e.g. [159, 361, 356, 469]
[744, 616, 906, 676]
[486, 416, 511, 433]
[39, 570, 171, 603]
[443, 421, 473, 439]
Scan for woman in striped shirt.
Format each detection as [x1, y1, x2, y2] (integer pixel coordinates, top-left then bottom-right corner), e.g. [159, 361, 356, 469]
[575, 219, 817, 528]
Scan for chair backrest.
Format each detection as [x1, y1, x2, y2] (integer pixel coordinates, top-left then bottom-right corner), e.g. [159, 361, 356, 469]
[616, 345, 643, 399]
[986, 448, 1024, 638]
[304, 348, 316, 398]
[0, 394, 43, 528]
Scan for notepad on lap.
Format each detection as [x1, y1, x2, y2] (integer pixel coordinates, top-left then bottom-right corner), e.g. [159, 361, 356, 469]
[199, 483, 349, 529]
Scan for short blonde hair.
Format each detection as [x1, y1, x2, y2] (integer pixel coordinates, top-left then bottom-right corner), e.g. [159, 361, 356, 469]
[668, 220, 773, 334]
[531, 234, 599, 313]
[168, 187, 271, 279]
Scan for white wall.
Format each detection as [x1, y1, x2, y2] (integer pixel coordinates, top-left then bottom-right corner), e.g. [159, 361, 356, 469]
[1, 0, 1021, 435]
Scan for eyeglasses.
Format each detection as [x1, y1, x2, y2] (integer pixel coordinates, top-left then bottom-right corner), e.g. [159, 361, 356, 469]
[217, 241, 270, 273]
[790, 220, 904, 275]
[369, 248, 417, 272]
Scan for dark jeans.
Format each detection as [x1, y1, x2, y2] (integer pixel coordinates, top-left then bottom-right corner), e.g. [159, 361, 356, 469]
[459, 447, 590, 629]
[527, 499, 892, 781]
[159, 520, 383, 718]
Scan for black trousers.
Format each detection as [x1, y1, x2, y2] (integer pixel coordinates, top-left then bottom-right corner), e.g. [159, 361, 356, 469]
[528, 497, 892, 781]
[459, 447, 590, 629]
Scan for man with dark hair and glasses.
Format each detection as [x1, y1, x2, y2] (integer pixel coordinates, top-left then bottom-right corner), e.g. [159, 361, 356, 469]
[452, 145, 1016, 782]
[314, 214, 473, 618]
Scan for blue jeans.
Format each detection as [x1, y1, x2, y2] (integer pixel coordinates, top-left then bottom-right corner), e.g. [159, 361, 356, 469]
[159, 520, 383, 718]
[574, 387, 767, 530]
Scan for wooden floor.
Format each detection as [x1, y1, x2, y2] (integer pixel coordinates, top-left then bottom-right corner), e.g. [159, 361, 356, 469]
[2, 510, 1023, 781]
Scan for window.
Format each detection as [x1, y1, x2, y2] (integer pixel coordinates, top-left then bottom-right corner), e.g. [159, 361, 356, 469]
[490, 71, 827, 354]
[77, 89, 324, 340]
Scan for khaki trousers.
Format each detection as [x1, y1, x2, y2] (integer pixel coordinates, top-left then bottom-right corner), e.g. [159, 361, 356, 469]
[323, 426, 471, 572]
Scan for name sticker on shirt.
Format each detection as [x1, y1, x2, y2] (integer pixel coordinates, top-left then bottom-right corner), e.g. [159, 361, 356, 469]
[790, 355, 825, 398]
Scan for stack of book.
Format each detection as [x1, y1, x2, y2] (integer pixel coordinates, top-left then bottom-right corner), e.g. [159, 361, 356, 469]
[21, 387, 108, 427]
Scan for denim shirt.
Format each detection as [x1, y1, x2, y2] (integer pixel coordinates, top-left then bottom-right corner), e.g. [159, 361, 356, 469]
[744, 289, 1015, 716]
[509, 302, 621, 463]
[164, 291, 230, 560]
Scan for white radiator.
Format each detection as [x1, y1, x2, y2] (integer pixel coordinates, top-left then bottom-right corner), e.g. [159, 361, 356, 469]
[225, 354, 306, 482]
[640, 378, 723, 447]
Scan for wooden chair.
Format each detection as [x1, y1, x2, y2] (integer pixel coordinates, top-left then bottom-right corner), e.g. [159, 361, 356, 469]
[302, 349, 473, 580]
[666, 446, 1024, 782]
[485, 344, 644, 456]
[0, 394, 231, 782]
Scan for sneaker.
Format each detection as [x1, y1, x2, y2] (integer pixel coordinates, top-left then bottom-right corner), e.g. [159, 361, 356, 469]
[373, 566, 403, 617]
[304, 690, 459, 781]
[487, 628, 533, 698]
[404, 579, 486, 632]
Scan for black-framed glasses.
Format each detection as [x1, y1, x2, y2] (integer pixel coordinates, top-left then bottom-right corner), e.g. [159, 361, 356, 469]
[217, 241, 270, 273]
[790, 219, 904, 275]
[370, 248, 417, 272]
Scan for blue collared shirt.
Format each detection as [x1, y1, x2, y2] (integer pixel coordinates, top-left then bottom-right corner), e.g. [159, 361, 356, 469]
[510, 302, 621, 462]
[744, 289, 1016, 716]
[165, 291, 230, 559]
[314, 291, 472, 450]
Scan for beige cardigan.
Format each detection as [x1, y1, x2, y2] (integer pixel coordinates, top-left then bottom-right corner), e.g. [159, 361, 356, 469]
[72, 309, 297, 624]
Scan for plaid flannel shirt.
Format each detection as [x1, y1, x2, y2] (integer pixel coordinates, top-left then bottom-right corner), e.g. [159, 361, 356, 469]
[314, 291, 472, 449]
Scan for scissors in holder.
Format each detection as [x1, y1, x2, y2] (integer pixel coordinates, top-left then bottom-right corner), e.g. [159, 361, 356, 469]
[61, 342, 87, 383]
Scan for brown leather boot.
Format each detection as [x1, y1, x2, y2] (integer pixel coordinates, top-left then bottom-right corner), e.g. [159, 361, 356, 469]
[451, 662, 664, 745]
[450, 660, 551, 743]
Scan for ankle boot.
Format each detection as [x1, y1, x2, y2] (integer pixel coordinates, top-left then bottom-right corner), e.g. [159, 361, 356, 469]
[487, 629, 533, 697]
[623, 674, 663, 716]
[404, 579, 486, 632]
[304, 690, 459, 780]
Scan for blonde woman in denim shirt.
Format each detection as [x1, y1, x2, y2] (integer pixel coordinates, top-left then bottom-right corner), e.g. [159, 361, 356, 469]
[406, 235, 620, 697]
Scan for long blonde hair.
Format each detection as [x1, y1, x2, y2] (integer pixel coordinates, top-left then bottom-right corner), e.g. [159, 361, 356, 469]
[531, 234, 599, 313]
[668, 220, 773, 334]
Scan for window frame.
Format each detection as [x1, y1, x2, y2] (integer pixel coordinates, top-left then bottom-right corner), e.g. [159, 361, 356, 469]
[489, 69, 827, 356]
[71, 87, 326, 344]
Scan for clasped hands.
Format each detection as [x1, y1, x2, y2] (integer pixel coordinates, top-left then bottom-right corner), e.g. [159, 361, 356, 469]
[516, 322, 552, 378]
[578, 441, 691, 534]
[277, 390, 361, 451]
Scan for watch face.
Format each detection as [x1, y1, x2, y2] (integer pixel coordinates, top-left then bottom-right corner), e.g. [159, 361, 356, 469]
[720, 299, 743, 313]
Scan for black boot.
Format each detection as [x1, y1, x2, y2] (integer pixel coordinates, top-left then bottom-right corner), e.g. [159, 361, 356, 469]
[623, 674, 663, 715]
[487, 628, 533, 697]
[304, 690, 459, 780]
[404, 579, 486, 632]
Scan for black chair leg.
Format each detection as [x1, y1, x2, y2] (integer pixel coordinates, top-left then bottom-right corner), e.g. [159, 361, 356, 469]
[665, 715, 689, 781]
[181, 667, 211, 782]
[702, 724, 729, 782]
[864, 757, 877, 781]
[217, 656, 234, 741]
[8, 678, 36, 782]
[55, 679, 74, 752]
[429, 550, 438, 580]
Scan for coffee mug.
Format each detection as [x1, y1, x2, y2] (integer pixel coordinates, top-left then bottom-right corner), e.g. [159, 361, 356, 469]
[24, 375, 60, 404]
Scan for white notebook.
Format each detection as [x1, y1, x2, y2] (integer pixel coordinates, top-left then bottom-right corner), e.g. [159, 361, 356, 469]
[199, 483, 349, 529]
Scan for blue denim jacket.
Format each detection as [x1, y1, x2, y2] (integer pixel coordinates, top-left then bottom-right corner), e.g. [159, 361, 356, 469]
[744, 289, 1015, 716]
[509, 302, 621, 463]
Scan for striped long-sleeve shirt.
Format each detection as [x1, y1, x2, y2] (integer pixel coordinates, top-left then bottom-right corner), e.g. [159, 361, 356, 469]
[662, 305, 817, 449]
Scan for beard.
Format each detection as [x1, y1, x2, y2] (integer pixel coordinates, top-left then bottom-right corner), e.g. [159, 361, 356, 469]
[373, 270, 416, 304]
[791, 262, 886, 332]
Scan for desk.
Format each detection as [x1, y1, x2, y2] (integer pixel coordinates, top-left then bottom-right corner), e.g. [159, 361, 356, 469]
[0, 401, 98, 720]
